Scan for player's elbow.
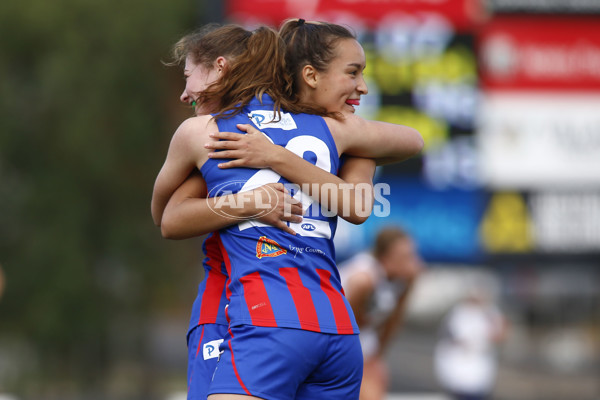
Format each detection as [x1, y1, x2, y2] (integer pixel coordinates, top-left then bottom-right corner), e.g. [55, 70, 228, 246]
[151, 202, 160, 226]
[344, 213, 370, 225]
[343, 205, 372, 225]
[152, 211, 161, 227]
[160, 216, 184, 240]
[160, 222, 176, 240]
[345, 192, 373, 225]
[151, 193, 166, 227]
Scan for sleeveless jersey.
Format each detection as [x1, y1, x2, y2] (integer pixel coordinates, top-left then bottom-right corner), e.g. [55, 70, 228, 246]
[187, 232, 229, 339]
[199, 94, 358, 335]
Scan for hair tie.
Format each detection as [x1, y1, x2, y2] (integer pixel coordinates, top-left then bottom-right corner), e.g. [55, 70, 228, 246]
[298, 19, 305, 26]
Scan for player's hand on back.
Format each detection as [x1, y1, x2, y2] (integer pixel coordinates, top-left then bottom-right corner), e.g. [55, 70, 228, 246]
[251, 183, 303, 235]
[206, 124, 283, 169]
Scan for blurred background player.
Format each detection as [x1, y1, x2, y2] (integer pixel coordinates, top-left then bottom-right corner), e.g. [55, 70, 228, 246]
[340, 226, 424, 400]
[434, 282, 509, 400]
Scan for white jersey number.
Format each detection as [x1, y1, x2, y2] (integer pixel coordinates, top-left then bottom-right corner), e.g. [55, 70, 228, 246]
[237, 135, 333, 238]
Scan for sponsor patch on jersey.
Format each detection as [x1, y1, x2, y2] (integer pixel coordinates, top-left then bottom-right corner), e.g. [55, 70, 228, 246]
[256, 236, 287, 259]
[248, 110, 297, 130]
[301, 223, 316, 232]
[202, 339, 224, 360]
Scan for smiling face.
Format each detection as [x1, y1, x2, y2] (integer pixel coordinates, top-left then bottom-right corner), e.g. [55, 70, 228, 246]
[180, 55, 221, 114]
[305, 38, 368, 114]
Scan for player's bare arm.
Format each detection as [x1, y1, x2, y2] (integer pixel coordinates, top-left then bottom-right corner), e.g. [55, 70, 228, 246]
[206, 124, 376, 224]
[151, 115, 215, 226]
[328, 114, 424, 165]
[161, 171, 303, 239]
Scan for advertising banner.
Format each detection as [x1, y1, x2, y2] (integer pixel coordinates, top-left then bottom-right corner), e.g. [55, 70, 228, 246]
[335, 176, 488, 263]
[486, 0, 600, 14]
[479, 16, 600, 91]
[334, 177, 600, 263]
[226, 0, 480, 31]
[478, 92, 600, 188]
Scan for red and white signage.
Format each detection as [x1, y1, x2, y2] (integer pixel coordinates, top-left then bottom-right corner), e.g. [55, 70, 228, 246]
[478, 16, 600, 91]
[478, 16, 600, 190]
[226, 0, 482, 31]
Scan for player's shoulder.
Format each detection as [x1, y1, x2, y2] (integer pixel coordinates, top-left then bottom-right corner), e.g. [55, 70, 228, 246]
[343, 267, 377, 298]
[340, 253, 378, 284]
[173, 115, 216, 142]
[324, 113, 365, 128]
[178, 114, 216, 132]
[323, 113, 367, 143]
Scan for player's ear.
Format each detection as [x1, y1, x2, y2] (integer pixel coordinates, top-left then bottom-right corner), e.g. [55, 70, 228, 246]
[214, 56, 227, 73]
[301, 65, 319, 89]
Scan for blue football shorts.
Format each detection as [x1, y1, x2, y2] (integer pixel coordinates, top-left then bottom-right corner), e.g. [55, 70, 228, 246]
[207, 324, 363, 400]
[187, 323, 229, 400]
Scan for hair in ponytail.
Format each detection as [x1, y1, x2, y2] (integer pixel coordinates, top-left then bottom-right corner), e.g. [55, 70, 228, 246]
[204, 26, 290, 120]
[169, 22, 347, 120]
[279, 19, 355, 104]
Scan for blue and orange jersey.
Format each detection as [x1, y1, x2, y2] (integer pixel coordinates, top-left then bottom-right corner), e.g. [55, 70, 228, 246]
[198, 94, 358, 335]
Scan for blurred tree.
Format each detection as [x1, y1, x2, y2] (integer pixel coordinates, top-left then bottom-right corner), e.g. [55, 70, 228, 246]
[0, 0, 206, 397]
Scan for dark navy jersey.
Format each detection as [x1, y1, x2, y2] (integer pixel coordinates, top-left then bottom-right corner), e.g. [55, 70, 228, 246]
[197, 94, 358, 335]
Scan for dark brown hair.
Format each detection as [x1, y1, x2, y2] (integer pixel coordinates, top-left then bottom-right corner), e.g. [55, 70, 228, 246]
[279, 18, 356, 106]
[170, 24, 333, 120]
[373, 226, 409, 260]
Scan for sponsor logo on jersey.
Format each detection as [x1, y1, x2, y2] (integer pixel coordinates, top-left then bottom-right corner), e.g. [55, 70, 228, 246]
[203, 339, 224, 360]
[301, 223, 316, 231]
[248, 110, 297, 130]
[256, 236, 287, 259]
[288, 244, 326, 258]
